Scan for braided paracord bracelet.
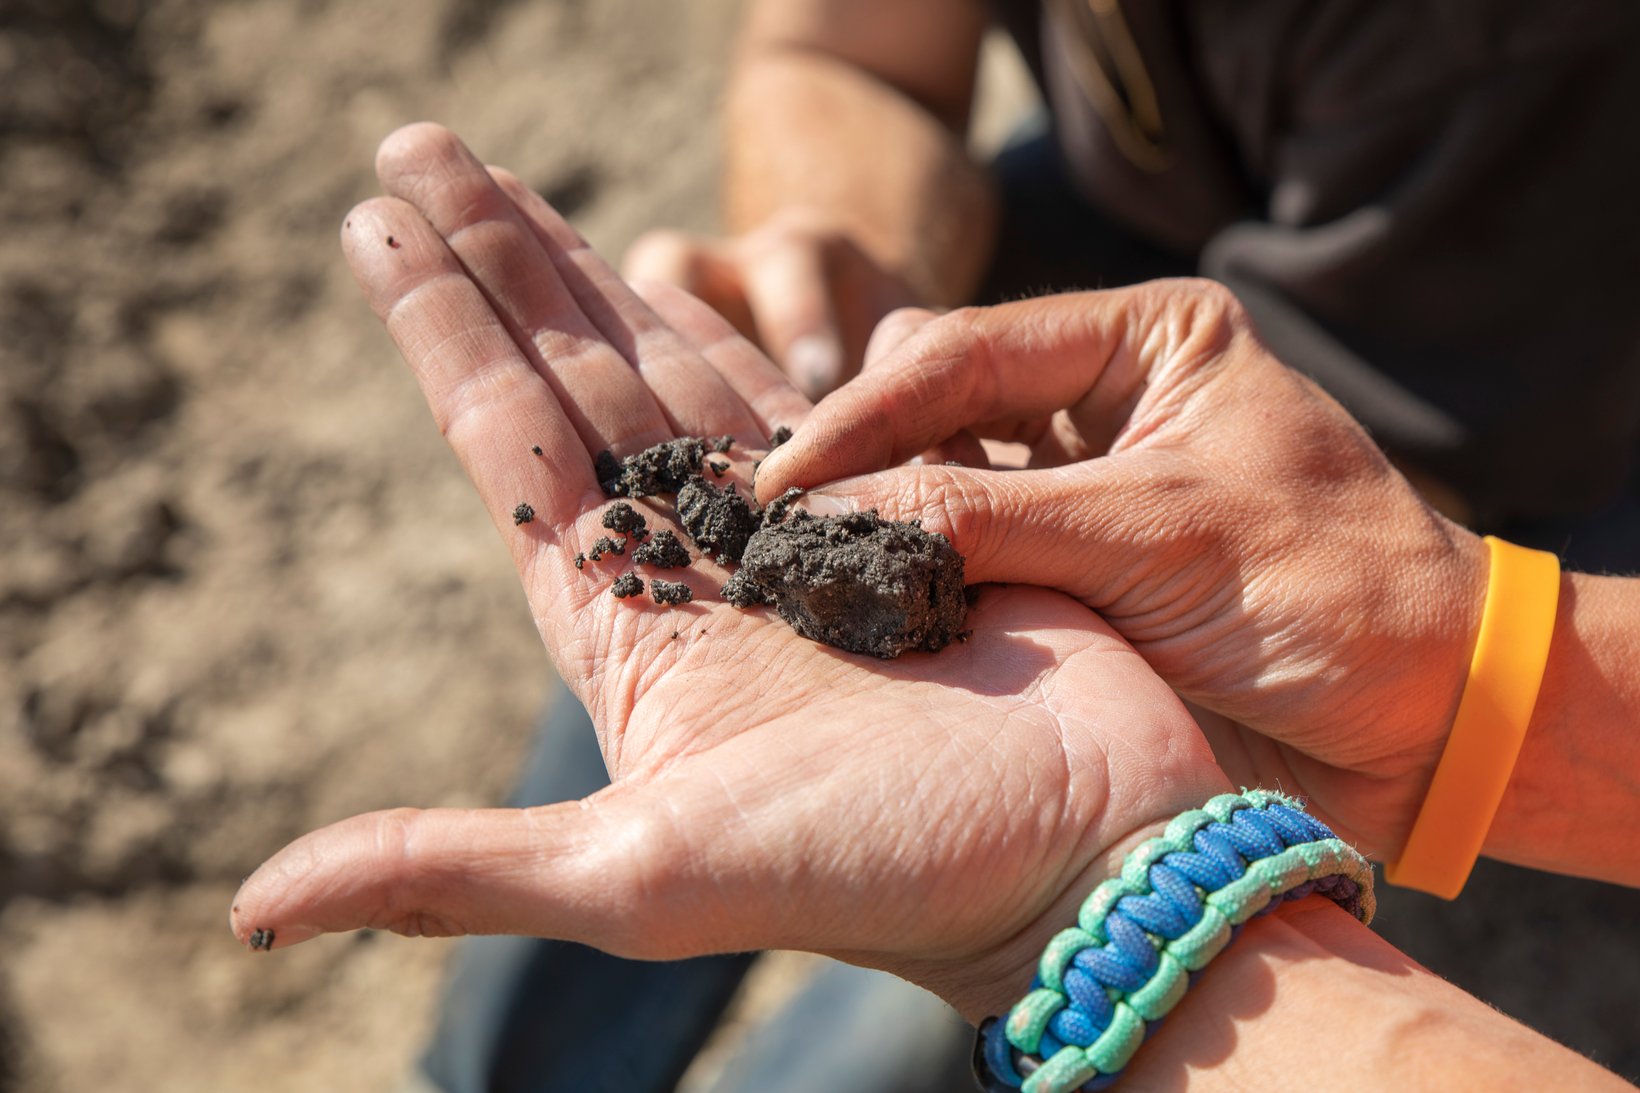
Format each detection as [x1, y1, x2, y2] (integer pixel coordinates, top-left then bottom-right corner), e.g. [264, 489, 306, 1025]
[972, 790, 1376, 1093]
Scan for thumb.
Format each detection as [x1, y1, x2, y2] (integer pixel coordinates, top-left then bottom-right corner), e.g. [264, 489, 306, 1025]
[799, 454, 1201, 608]
[229, 783, 740, 960]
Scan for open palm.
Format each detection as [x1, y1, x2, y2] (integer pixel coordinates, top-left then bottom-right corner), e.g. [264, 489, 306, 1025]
[228, 125, 1228, 1020]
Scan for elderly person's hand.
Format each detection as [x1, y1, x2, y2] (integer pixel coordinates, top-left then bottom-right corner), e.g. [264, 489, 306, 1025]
[227, 125, 1231, 1023]
[753, 285, 1495, 868]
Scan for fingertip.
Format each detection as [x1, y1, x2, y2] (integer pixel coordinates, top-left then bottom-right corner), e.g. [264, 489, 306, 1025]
[786, 332, 844, 400]
[375, 121, 463, 187]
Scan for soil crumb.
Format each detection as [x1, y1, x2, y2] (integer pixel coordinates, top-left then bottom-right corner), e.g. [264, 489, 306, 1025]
[768, 425, 793, 449]
[710, 435, 734, 453]
[650, 579, 693, 605]
[588, 535, 625, 561]
[708, 460, 728, 478]
[601, 501, 647, 537]
[677, 476, 756, 562]
[596, 438, 706, 497]
[610, 573, 645, 599]
[249, 928, 275, 952]
[761, 486, 805, 526]
[532, 445, 543, 456]
[574, 552, 586, 570]
[724, 511, 966, 658]
[512, 502, 535, 526]
[632, 529, 690, 568]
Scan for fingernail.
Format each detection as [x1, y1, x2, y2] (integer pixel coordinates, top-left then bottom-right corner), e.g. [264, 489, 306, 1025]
[787, 334, 842, 399]
[801, 491, 858, 517]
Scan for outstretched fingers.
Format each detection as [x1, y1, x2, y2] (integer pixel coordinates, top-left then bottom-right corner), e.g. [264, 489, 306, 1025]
[486, 166, 768, 442]
[632, 278, 813, 436]
[375, 123, 675, 456]
[341, 196, 597, 541]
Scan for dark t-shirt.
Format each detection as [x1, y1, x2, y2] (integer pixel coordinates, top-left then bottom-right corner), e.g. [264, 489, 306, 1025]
[991, 0, 1640, 522]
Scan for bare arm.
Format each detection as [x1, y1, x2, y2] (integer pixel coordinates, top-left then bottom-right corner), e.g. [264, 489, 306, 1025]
[1113, 900, 1629, 1090]
[728, 0, 997, 306]
[1488, 572, 1640, 882]
[624, 0, 999, 398]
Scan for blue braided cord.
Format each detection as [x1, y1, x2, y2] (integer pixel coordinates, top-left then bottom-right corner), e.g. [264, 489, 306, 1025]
[1062, 967, 1115, 1029]
[1155, 847, 1236, 890]
[977, 791, 1376, 1093]
[1188, 827, 1249, 879]
[1146, 864, 1203, 927]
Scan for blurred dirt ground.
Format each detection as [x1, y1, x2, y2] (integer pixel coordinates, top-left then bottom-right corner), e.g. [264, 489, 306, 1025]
[6, 2, 1636, 1091]
[0, 0, 747, 1088]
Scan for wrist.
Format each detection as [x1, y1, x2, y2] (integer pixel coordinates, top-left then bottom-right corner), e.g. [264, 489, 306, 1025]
[954, 773, 1234, 1023]
[973, 790, 1376, 1091]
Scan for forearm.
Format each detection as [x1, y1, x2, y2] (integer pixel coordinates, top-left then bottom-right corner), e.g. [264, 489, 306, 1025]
[1486, 571, 1640, 883]
[1122, 899, 1624, 1089]
[725, 9, 997, 306]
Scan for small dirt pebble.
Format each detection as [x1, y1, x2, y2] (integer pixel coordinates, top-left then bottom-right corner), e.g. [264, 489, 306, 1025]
[708, 460, 728, 477]
[632, 529, 690, 568]
[710, 435, 734, 453]
[574, 552, 586, 570]
[677, 475, 757, 562]
[532, 445, 543, 456]
[724, 511, 966, 658]
[650, 579, 694, 605]
[768, 425, 793, 449]
[596, 438, 707, 497]
[588, 535, 625, 561]
[610, 572, 645, 598]
[512, 502, 535, 525]
[761, 485, 806, 526]
[601, 501, 647, 536]
[249, 928, 275, 951]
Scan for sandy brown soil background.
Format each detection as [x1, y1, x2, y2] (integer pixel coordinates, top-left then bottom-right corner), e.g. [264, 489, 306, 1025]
[7, 2, 1637, 1090]
[0, 1, 758, 1088]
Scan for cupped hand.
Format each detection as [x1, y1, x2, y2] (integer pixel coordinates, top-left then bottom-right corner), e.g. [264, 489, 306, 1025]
[621, 210, 920, 401]
[754, 284, 1491, 860]
[228, 125, 1228, 1021]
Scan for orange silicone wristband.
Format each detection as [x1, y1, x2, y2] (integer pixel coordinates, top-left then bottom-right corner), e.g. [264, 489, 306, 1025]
[1385, 536, 1561, 899]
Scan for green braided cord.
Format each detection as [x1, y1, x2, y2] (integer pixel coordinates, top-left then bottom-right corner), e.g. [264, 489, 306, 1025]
[996, 790, 1376, 1093]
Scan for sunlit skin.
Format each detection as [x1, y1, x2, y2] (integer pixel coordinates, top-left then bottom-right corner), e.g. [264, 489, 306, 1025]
[227, 124, 1229, 1023]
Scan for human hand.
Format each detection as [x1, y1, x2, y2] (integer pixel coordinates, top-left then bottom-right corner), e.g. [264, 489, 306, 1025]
[754, 284, 1491, 861]
[622, 210, 920, 401]
[228, 126, 1229, 1021]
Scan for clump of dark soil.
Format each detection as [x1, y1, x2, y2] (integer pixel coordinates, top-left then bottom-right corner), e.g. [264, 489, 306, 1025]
[721, 511, 966, 658]
[595, 438, 706, 498]
[768, 425, 793, 449]
[632, 529, 690, 568]
[588, 535, 624, 561]
[248, 928, 275, 952]
[709, 435, 734, 453]
[610, 572, 644, 599]
[649, 579, 693, 605]
[761, 486, 805, 527]
[511, 502, 535, 525]
[601, 501, 646, 536]
[676, 475, 756, 562]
